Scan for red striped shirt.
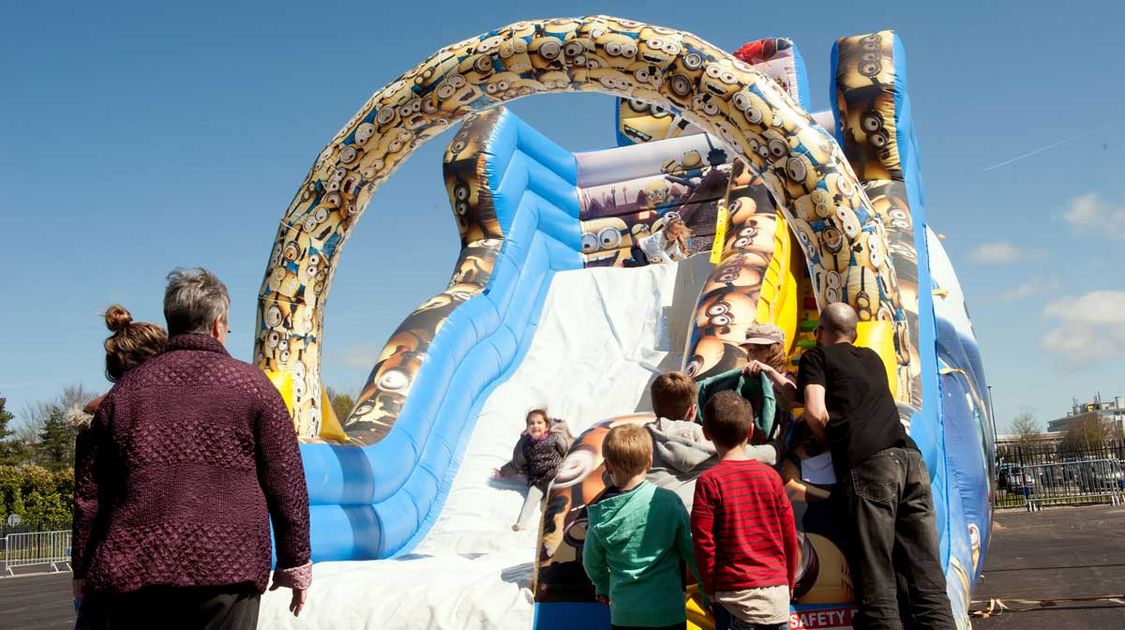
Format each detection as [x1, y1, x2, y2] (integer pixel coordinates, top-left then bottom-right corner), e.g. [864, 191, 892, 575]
[691, 459, 797, 594]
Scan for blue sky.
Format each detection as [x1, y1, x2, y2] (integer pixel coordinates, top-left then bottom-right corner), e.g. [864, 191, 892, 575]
[2, 1, 1122, 433]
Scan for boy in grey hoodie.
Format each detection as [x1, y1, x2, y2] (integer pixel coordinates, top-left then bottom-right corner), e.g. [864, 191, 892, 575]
[584, 423, 702, 629]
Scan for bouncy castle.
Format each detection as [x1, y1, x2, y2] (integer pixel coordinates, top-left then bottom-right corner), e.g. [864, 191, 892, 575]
[252, 16, 995, 629]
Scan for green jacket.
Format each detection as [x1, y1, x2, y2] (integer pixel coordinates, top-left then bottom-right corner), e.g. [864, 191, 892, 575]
[583, 481, 700, 626]
[697, 368, 777, 438]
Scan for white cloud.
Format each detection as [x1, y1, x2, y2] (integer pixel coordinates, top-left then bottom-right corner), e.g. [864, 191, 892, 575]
[1041, 290, 1125, 363]
[970, 241, 1023, 264]
[1064, 193, 1125, 240]
[1000, 278, 1060, 301]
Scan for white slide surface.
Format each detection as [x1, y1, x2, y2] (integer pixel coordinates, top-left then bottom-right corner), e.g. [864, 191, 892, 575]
[259, 255, 713, 629]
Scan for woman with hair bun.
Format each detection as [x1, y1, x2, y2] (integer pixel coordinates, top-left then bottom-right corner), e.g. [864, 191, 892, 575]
[75, 305, 167, 419]
[72, 305, 166, 629]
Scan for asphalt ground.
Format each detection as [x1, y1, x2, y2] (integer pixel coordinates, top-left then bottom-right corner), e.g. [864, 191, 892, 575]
[972, 504, 1125, 628]
[0, 571, 73, 629]
[0, 505, 1122, 628]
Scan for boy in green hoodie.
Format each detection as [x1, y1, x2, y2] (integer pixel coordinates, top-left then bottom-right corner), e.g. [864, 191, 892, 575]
[583, 423, 702, 630]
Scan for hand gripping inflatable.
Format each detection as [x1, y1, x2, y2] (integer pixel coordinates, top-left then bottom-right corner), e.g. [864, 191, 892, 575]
[256, 15, 907, 440]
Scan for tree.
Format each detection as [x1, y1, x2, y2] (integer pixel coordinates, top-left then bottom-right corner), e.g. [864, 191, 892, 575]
[35, 406, 76, 471]
[1011, 412, 1041, 440]
[326, 387, 356, 422]
[1060, 413, 1113, 453]
[16, 384, 97, 461]
[0, 396, 26, 465]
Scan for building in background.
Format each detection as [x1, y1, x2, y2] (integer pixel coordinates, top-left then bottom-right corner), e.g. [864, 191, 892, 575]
[1047, 395, 1125, 436]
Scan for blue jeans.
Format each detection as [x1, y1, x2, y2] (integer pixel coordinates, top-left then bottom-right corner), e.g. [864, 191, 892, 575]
[844, 447, 956, 630]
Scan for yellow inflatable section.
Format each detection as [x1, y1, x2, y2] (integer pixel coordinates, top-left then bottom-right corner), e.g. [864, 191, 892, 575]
[265, 370, 350, 443]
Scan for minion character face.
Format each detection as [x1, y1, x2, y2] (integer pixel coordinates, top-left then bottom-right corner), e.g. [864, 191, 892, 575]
[730, 89, 775, 131]
[496, 38, 532, 74]
[423, 73, 482, 118]
[582, 68, 635, 94]
[695, 292, 758, 338]
[839, 31, 893, 88]
[760, 128, 792, 166]
[592, 32, 638, 69]
[726, 214, 777, 256]
[484, 71, 545, 100]
[636, 27, 683, 68]
[728, 191, 760, 226]
[579, 216, 632, 265]
[538, 70, 572, 91]
[628, 62, 665, 91]
[621, 99, 677, 144]
[689, 91, 730, 123]
[529, 33, 566, 72]
[387, 92, 426, 133]
[458, 51, 499, 86]
[413, 51, 461, 94]
[703, 255, 767, 294]
[700, 58, 744, 101]
[684, 334, 745, 377]
[641, 181, 670, 208]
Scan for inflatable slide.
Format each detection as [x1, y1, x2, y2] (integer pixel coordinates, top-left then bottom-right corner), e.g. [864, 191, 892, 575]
[253, 16, 994, 629]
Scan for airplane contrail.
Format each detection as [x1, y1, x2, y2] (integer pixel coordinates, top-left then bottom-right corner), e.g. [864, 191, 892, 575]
[983, 136, 1077, 171]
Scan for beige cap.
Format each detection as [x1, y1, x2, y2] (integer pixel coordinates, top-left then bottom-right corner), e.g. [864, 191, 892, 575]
[743, 322, 785, 346]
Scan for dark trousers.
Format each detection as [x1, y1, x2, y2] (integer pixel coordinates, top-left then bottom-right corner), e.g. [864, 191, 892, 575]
[622, 245, 649, 268]
[711, 604, 787, 630]
[843, 447, 956, 630]
[86, 583, 260, 630]
[611, 624, 685, 630]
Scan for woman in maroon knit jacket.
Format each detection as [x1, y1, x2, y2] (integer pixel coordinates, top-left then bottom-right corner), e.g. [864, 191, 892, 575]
[72, 268, 311, 628]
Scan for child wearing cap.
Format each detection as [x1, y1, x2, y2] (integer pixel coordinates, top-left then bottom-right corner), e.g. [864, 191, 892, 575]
[696, 323, 796, 442]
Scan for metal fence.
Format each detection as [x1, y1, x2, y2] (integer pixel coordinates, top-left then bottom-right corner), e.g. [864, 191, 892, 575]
[1, 530, 71, 576]
[996, 439, 1125, 510]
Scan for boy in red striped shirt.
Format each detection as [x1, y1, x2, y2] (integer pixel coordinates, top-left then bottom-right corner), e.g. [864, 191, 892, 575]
[691, 391, 797, 630]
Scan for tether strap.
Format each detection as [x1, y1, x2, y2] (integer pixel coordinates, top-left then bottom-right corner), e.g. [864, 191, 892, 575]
[970, 594, 1125, 617]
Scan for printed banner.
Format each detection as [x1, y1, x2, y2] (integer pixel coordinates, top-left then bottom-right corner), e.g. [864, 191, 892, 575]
[790, 605, 855, 629]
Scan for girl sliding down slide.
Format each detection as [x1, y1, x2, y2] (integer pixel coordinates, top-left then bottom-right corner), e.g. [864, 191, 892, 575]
[494, 410, 573, 531]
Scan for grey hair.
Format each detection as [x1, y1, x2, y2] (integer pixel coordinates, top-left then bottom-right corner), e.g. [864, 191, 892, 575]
[163, 267, 230, 336]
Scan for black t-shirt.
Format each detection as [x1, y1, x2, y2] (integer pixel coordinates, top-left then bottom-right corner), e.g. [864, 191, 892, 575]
[797, 343, 911, 473]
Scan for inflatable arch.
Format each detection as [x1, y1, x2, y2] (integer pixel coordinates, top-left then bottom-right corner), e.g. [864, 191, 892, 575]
[253, 15, 992, 630]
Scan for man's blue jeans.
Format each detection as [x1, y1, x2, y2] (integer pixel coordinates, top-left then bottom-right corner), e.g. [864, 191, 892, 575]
[843, 447, 956, 630]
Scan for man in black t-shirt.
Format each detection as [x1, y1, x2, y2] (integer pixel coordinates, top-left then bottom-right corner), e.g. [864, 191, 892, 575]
[797, 303, 954, 630]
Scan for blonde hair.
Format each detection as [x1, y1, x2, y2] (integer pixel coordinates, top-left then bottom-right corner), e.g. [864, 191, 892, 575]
[747, 342, 788, 374]
[603, 424, 651, 477]
[651, 371, 697, 420]
[104, 305, 167, 382]
[664, 218, 692, 251]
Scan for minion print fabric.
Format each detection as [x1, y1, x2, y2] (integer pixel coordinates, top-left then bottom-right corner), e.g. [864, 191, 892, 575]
[255, 16, 906, 446]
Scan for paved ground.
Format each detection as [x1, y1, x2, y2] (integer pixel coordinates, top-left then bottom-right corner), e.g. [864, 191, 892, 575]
[973, 504, 1125, 628]
[0, 572, 72, 629]
[0, 505, 1121, 628]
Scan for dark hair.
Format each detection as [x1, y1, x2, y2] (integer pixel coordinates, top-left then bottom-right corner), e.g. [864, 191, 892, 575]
[526, 409, 549, 423]
[651, 371, 697, 420]
[104, 305, 167, 382]
[702, 390, 755, 448]
[603, 424, 651, 477]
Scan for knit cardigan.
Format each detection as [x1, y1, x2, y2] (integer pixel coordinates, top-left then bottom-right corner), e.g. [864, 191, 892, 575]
[71, 334, 311, 594]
